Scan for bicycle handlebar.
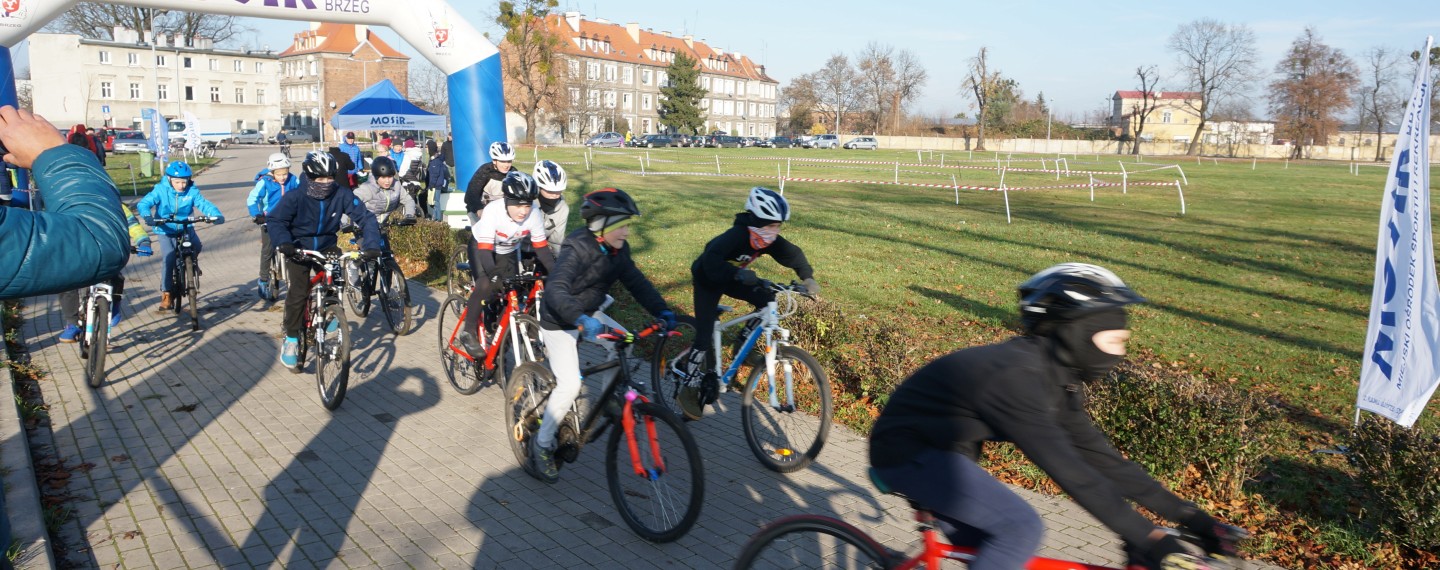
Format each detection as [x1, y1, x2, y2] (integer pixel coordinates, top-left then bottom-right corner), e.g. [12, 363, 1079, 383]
[595, 322, 667, 344]
[296, 249, 363, 263]
[765, 279, 816, 299]
[153, 216, 219, 225]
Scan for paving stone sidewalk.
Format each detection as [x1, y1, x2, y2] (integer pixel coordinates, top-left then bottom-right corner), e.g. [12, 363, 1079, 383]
[15, 146, 1279, 569]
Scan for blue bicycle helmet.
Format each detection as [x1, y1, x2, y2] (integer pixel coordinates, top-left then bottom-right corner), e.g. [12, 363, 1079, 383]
[165, 161, 193, 179]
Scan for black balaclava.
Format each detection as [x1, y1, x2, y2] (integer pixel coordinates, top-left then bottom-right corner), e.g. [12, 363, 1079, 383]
[538, 194, 561, 213]
[1047, 308, 1128, 382]
[306, 179, 336, 200]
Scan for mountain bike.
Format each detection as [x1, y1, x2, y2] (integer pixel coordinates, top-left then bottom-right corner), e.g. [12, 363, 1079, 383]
[263, 242, 287, 302]
[77, 263, 131, 388]
[154, 216, 218, 331]
[734, 469, 1250, 569]
[292, 248, 363, 411]
[343, 218, 416, 335]
[504, 321, 703, 543]
[438, 251, 545, 395]
[657, 280, 831, 473]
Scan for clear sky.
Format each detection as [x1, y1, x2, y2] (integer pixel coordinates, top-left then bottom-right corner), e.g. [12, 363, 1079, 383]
[115, 1, 1440, 121]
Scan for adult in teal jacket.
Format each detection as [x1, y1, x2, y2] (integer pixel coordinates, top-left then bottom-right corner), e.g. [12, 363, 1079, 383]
[0, 106, 130, 300]
[136, 161, 225, 310]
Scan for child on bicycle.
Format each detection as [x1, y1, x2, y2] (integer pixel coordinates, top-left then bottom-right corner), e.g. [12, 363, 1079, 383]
[57, 202, 152, 341]
[266, 151, 383, 371]
[137, 161, 225, 312]
[454, 172, 555, 356]
[672, 186, 819, 420]
[349, 156, 418, 305]
[532, 159, 570, 250]
[247, 153, 299, 299]
[464, 141, 515, 216]
[869, 263, 1242, 570]
[530, 187, 678, 483]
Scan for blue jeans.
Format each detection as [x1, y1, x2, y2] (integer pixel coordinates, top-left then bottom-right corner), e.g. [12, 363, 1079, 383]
[873, 449, 1044, 570]
[158, 229, 202, 293]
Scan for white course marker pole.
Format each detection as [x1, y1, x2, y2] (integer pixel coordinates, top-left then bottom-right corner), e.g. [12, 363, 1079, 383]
[916, 150, 922, 163]
[1122, 172, 1128, 194]
[777, 164, 782, 188]
[533, 144, 538, 162]
[639, 155, 646, 176]
[1252, 157, 1256, 170]
[1175, 179, 1186, 215]
[1003, 184, 1012, 224]
[999, 166, 1008, 189]
[646, 151, 651, 168]
[1175, 164, 1188, 185]
[1089, 175, 1095, 201]
[952, 174, 960, 205]
[1285, 158, 1289, 169]
[941, 153, 945, 167]
[895, 162, 900, 184]
[787, 157, 792, 178]
[1041, 157, 1048, 171]
[715, 154, 721, 175]
[584, 152, 591, 172]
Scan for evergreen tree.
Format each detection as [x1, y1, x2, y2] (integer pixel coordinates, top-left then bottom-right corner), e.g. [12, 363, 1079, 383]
[659, 53, 707, 135]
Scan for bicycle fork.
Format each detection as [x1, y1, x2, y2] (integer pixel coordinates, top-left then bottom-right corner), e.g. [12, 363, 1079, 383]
[621, 390, 667, 481]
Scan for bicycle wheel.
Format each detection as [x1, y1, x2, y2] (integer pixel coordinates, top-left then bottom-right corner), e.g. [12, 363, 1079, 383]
[345, 260, 371, 318]
[734, 515, 891, 570]
[446, 244, 470, 298]
[495, 314, 545, 389]
[648, 315, 697, 419]
[265, 255, 284, 301]
[315, 304, 351, 410]
[84, 297, 111, 388]
[505, 362, 554, 480]
[605, 401, 703, 543]
[742, 345, 832, 473]
[184, 256, 200, 329]
[438, 296, 482, 395]
[378, 260, 412, 335]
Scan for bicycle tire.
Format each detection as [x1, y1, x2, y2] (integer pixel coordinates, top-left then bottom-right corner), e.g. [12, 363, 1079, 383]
[439, 296, 482, 395]
[378, 259, 411, 335]
[184, 256, 200, 329]
[345, 260, 372, 318]
[315, 304, 350, 410]
[447, 244, 471, 298]
[504, 362, 554, 480]
[648, 315, 697, 419]
[733, 515, 891, 570]
[495, 314, 545, 389]
[604, 401, 704, 543]
[84, 297, 110, 388]
[742, 345, 832, 473]
[265, 255, 284, 301]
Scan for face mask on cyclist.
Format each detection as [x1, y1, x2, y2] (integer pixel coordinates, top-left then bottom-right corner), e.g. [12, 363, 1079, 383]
[747, 224, 781, 248]
[1049, 308, 1129, 382]
[537, 193, 561, 211]
[306, 178, 336, 200]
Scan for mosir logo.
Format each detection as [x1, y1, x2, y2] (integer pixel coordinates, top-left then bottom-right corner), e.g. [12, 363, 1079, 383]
[369, 116, 409, 126]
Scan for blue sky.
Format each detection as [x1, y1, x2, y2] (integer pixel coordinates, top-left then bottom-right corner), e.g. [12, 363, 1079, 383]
[148, 1, 1440, 120]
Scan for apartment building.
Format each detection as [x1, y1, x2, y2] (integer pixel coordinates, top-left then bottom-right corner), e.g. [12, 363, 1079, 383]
[1109, 90, 1204, 143]
[277, 23, 410, 142]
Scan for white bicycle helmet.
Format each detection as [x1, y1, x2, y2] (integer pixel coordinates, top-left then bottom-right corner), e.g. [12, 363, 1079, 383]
[746, 186, 790, 222]
[533, 160, 567, 193]
[489, 141, 516, 162]
[267, 153, 291, 171]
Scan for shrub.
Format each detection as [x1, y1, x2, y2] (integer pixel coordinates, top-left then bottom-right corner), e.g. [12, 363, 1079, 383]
[785, 299, 929, 430]
[1349, 416, 1440, 550]
[377, 219, 459, 283]
[1085, 362, 1277, 502]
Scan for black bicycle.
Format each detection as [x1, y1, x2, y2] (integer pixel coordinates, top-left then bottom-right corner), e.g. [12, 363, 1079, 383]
[343, 218, 416, 335]
[505, 321, 703, 542]
[154, 216, 217, 331]
[293, 248, 363, 410]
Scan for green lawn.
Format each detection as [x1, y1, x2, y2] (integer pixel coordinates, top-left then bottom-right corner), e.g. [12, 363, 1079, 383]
[104, 152, 220, 197]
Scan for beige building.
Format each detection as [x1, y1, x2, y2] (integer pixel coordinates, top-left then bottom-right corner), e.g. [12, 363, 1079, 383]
[1110, 90, 1203, 143]
[28, 30, 281, 134]
[523, 12, 779, 140]
[277, 23, 410, 142]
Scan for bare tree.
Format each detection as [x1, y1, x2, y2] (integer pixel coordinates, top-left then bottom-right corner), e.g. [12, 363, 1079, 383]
[1167, 19, 1259, 155]
[890, 49, 928, 133]
[814, 54, 859, 134]
[45, 4, 249, 46]
[780, 72, 819, 134]
[1356, 46, 1403, 161]
[960, 47, 1003, 151]
[856, 42, 895, 133]
[1411, 47, 1440, 128]
[496, 0, 564, 144]
[1268, 27, 1358, 159]
[1128, 65, 1161, 155]
[409, 60, 449, 115]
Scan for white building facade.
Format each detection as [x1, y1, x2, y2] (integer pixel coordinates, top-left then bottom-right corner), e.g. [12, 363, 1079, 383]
[28, 30, 282, 135]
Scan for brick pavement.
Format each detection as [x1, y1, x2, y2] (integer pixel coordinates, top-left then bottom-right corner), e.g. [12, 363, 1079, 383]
[18, 146, 1277, 569]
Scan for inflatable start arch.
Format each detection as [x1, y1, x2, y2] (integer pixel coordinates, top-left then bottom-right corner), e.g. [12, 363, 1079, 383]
[0, 0, 505, 226]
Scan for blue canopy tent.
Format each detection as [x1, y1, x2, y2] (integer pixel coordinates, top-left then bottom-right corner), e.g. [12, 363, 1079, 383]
[329, 79, 448, 132]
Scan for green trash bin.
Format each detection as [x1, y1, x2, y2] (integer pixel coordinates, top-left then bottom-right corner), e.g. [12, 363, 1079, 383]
[139, 151, 154, 177]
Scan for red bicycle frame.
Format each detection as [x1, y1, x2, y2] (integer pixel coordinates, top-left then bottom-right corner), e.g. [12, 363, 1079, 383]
[447, 279, 544, 371]
[893, 509, 1121, 570]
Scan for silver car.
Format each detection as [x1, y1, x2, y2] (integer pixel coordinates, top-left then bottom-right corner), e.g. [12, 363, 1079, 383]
[585, 131, 624, 148]
[232, 129, 264, 144]
[812, 134, 840, 149]
[110, 131, 149, 153]
[843, 136, 879, 150]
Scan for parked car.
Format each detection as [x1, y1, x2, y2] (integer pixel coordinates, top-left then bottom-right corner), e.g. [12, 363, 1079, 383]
[843, 136, 879, 150]
[795, 135, 816, 148]
[232, 129, 265, 144]
[758, 136, 794, 149]
[585, 131, 624, 147]
[100, 128, 139, 151]
[110, 131, 149, 153]
[670, 134, 695, 147]
[271, 129, 315, 143]
[704, 135, 743, 148]
[638, 134, 674, 148]
[812, 134, 840, 149]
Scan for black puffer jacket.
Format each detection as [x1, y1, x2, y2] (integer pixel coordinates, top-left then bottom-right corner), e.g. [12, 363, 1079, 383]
[541, 227, 668, 330]
[463, 162, 509, 214]
[692, 213, 813, 285]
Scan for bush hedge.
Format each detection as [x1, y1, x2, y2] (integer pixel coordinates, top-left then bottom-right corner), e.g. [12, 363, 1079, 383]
[1350, 416, 1440, 551]
[376, 219, 459, 283]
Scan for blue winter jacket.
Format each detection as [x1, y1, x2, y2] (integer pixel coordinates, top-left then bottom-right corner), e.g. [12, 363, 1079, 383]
[266, 183, 382, 252]
[136, 177, 226, 236]
[426, 156, 450, 190]
[247, 173, 299, 216]
[0, 145, 130, 299]
[338, 142, 363, 176]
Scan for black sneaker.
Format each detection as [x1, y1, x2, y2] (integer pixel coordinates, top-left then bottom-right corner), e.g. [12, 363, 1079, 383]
[532, 440, 560, 483]
[456, 330, 484, 357]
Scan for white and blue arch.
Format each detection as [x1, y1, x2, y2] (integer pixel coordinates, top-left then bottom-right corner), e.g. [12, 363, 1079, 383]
[0, 0, 506, 224]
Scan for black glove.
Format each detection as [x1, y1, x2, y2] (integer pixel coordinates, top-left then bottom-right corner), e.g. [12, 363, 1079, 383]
[735, 268, 759, 286]
[361, 248, 383, 260]
[252, 214, 266, 225]
[400, 216, 417, 226]
[1181, 510, 1238, 558]
[277, 243, 299, 259]
[1142, 534, 1201, 570]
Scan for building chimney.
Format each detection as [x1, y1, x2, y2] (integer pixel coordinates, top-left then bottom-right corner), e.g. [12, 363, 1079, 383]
[660, 30, 670, 38]
[355, 24, 368, 44]
[732, 51, 742, 61]
[564, 12, 581, 32]
[309, 21, 321, 31]
[682, 34, 693, 49]
[714, 47, 724, 57]
[626, 22, 640, 43]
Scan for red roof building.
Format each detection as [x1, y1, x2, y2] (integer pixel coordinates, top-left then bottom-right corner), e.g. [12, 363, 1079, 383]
[278, 23, 412, 141]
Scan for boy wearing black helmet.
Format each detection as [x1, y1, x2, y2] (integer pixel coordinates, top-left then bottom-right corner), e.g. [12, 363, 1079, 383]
[672, 186, 819, 420]
[527, 188, 678, 483]
[266, 151, 384, 371]
[869, 263, 1243, 570]
[453, 171, 556, 356]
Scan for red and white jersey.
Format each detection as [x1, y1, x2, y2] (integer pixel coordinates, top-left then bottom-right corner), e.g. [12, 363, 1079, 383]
[471, 200, 549, 254]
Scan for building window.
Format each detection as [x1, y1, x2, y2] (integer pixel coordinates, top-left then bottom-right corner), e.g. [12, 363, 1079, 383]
[210, 86, 221, 102]
[233, 59, 243, 72]
[158, 84, 169, 100]
[255, 62, 264, 73]
[309, 61, 317, 75]
[603, 91, 615, 109]
[256, 89, 265, 104]
[568, 60, 579, 78]
[209, 58, 220, 71]
[605, 64, 617, 82]
[622, 92, 633, 111]
[641, 94, 652, 110]
[128, 53, 139, 65]
[587, 62, 600, 80]
[1162, 111, 1172, 124]
[183, 56, 193, 68]
[569, 88, 580, 105]
[659, 71, 668, 87]
[587, 90, 599, 108]
[622, 67, 633, 85]
[99, 82, 113, 99]
[129, 83, 141, 99]
[156, 55, 168, 67]
[184, 86, 194, 101]
[235, 88, 244, 103]
[641, 69, 652, 85]
[98, 51, 111, 64]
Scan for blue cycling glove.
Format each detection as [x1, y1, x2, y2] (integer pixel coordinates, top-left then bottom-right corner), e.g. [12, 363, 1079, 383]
[658, 310, 677, 330]
[575, 315, 602, 341]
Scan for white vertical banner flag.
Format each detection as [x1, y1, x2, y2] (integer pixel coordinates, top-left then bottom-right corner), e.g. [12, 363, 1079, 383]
[182, 111, 201, 153]
[1358, 36, 1436, 427]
